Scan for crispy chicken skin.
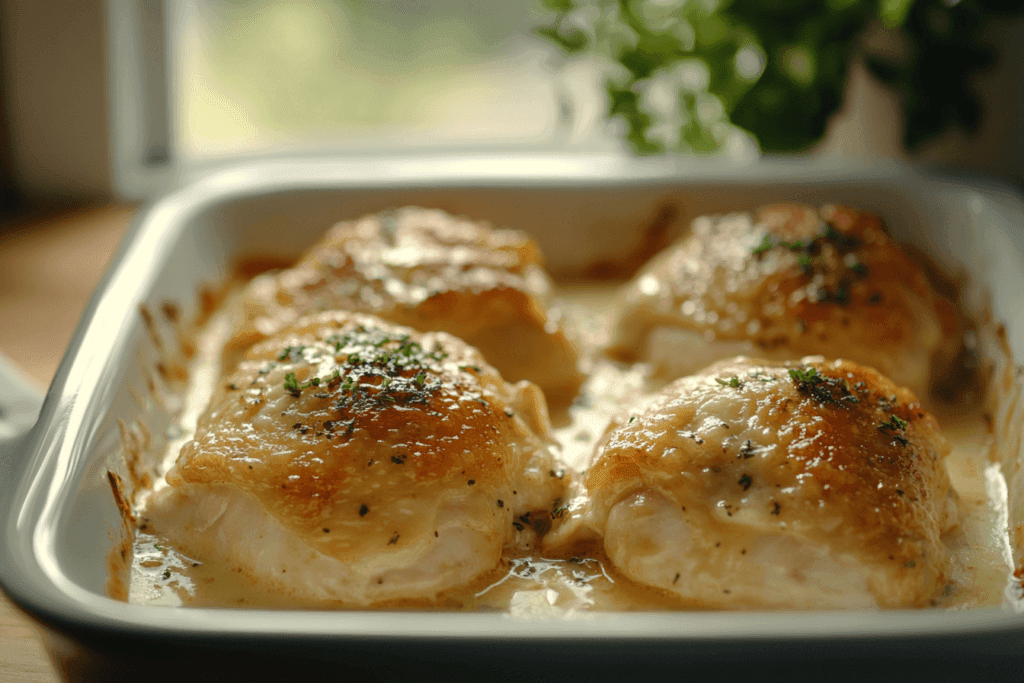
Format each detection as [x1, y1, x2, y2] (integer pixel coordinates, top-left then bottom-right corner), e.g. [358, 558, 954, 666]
[226, 207, 584, 408]
[608, 204, 959, 398]
[151, 312, 565, 605]
[550, 357, 956, 609]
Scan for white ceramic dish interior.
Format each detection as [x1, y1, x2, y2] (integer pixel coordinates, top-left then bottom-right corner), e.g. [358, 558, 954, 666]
[3, 155, 1024, 661]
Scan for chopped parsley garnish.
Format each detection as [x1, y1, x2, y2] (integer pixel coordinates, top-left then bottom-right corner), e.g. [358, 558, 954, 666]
[551, 505, 569, 520]
[778, 238, 808, 251]
[750, 221, 863, 288]
[278, 326, 450, 413]
[821, 223, 859, 251]
[788, 365, 859, 406]
[751, 234, 774, 255]
[879, 414, 910, 444]
[788, 366, 821, 385]
[748, 370, 776, 382]
[283, 369, 341, 397]
[879, 414, 909, 431]
[715, 376, 743, 388]
[738, 473, 752, 491]
[277, 345, 306, 361]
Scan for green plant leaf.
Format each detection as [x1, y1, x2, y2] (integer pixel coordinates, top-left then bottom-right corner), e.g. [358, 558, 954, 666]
[879, 0, 915, 28]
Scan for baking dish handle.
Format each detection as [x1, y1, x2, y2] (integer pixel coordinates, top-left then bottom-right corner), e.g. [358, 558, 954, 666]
[0, 354, 44, 487]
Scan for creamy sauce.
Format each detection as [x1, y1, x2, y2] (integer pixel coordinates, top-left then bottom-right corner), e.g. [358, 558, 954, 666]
[125, 282, 1019, 612]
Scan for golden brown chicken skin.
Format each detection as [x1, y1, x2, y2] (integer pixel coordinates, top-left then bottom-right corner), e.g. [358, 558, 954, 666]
[226, 207, 583, 408]
[548, 357, 956, 609]
[608, 205, 958, 398]
[151, 312, 565, 605]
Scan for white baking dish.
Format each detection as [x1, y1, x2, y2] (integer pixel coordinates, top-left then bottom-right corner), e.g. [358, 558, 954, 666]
[3, 154, 1024, 680]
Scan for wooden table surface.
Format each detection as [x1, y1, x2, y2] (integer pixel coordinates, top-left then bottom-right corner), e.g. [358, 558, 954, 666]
[0, 204, 134, 683]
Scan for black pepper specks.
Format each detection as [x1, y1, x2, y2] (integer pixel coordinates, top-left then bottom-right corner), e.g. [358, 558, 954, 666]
[496, 499, 504, 508]
[739, 440, 758, 459]
[771, 501, 782, 515]
[391, 454, 407, 465]
[738, 474, 752, 491]
[467, 479, 476, 486]
[388, 532, 400, 545]
[359, 504, 369, 517]
[679, 430, 705, 445]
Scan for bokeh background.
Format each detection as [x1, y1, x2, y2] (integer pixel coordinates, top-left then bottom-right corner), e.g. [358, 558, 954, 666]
[2, 0, 1023, 208]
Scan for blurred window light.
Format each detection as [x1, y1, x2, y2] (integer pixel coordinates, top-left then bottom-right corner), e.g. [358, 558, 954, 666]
[176, 0, 612, 158]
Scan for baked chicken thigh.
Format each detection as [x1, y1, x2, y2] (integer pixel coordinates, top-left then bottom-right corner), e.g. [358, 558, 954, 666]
[608, 204, 958, 398]
[149, 312, 565, 605]
[227, 207, 583, 407]
[552, 357, 957, 609]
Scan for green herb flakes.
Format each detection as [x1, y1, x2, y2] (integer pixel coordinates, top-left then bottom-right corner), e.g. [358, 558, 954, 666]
[752, 234, 774, 255]
[788, 366, 821, 385]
